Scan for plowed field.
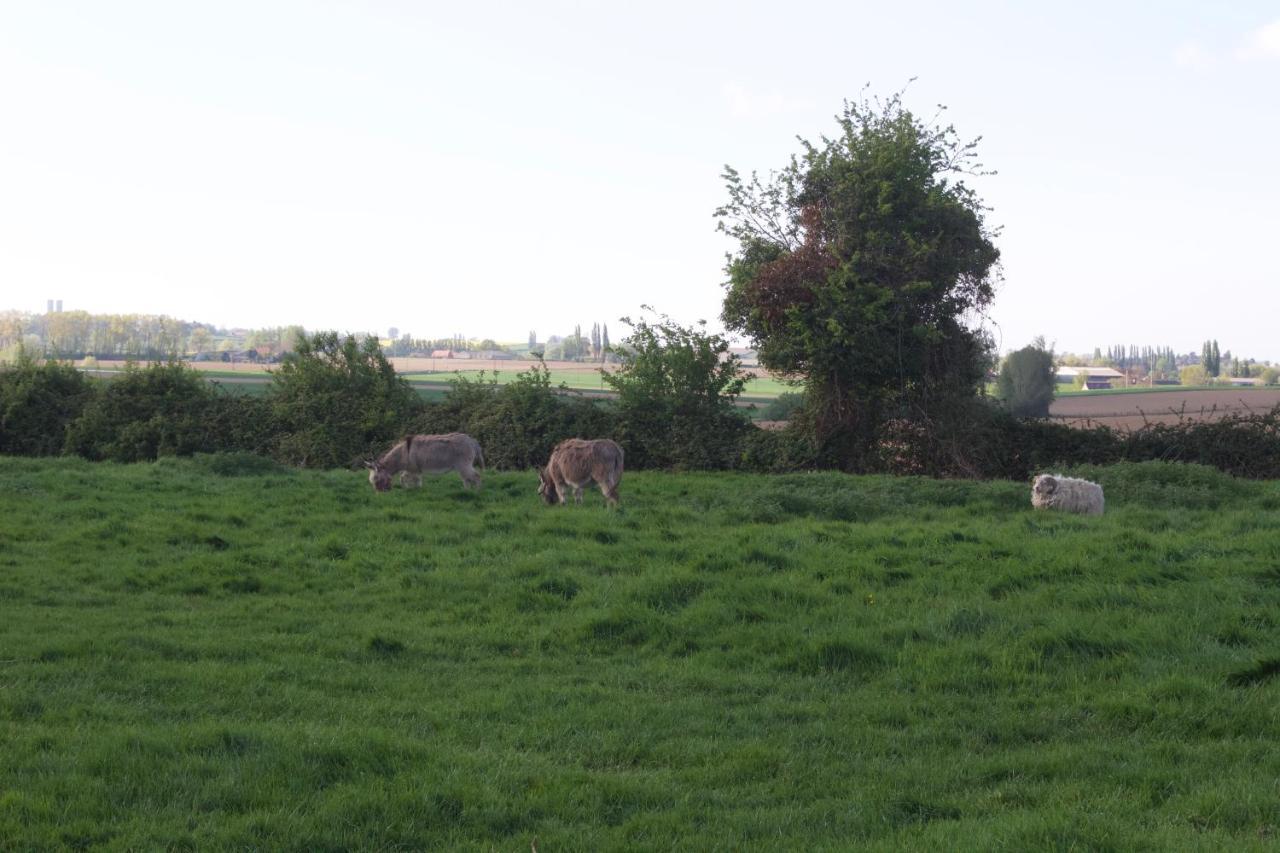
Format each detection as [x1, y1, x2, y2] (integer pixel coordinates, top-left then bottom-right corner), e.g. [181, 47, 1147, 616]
[1050, 389, 1280, 429]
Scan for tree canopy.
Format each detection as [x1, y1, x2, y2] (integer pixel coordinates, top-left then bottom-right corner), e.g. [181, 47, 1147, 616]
[717, 88, 1000, 466]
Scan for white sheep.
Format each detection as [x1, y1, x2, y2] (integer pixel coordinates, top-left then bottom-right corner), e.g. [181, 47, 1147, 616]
[1031, 474, 1105, 515]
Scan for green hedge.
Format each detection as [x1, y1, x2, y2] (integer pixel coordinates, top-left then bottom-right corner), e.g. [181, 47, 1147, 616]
[3, 357, 1278, 479]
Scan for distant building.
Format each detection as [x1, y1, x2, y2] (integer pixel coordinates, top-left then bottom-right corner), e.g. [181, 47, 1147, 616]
[1056, 366, 1125, 389]
[430, 349, 454, 359]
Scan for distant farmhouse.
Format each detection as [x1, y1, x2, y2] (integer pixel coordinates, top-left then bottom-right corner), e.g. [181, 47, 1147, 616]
[1056, 366, 1126, 390]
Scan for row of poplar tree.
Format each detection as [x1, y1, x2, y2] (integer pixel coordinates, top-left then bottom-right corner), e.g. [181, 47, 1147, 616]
[528, 323, 611, 362]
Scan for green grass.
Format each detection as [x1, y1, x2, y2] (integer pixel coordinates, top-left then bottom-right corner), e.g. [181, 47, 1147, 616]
[2, 456, 1279, 848]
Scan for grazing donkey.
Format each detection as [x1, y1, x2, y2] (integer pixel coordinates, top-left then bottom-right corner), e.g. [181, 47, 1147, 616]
[538, 438, 624, 508]
[366, 433, 484, 492]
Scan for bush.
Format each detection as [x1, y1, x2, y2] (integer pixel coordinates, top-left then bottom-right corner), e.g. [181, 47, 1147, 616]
[739, 425, 820, 473]
[603, 314, 750, 469]
[201, 393, 279, 457]
[0, 354, 94, 456]
[872, 399, 1280, 481]
[758, 391, 805, 421]
[1179, 365, 1208, 386]
[270, 332, 422, 467]
[413, 365, 619, 470]
[64, 362, 218, 462]
[997, 343, 1055, 418]
[1259, 367, 1278, 386]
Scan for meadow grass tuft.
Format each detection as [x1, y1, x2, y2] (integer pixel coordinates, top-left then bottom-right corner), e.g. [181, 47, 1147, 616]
[1, 455, 1278, 848]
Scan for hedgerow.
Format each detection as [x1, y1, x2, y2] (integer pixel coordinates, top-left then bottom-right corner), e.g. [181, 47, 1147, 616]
[3, 352, 1278, 479]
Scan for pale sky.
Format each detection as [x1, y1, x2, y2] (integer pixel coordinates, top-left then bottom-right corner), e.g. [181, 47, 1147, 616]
[2, 2, 1277, 359]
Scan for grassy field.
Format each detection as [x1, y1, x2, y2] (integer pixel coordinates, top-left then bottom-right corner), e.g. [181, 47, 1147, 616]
[2, 457, 1279, 848]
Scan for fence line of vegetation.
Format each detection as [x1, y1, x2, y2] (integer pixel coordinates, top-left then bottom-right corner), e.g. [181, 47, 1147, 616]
[3, 332, 1278, 480]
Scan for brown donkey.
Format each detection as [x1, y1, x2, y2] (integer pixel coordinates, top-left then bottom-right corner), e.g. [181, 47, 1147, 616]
[538, 438, 623, 507]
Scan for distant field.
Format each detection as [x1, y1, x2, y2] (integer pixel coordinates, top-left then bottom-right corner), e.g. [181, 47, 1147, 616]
[1056, 384, 1270, 397]
[1050, 388, 1280, 429]
[85, 360, 275, 377]
[82, 358, 792, 400]
[3, 456, 1278, 847]
[400, 366, 794, 400]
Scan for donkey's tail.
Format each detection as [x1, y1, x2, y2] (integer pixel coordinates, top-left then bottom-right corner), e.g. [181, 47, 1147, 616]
[474, 442, 485, 470]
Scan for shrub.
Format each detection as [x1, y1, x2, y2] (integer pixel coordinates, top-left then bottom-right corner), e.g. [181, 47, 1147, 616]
[270, 332, 422, 467]
[739, 425, 820, 473]
[997, 342, 1055, 418]
[200, 393, 279, 457]
[759, 391, 805, 422]
[1259, 367, 1278, 386]
[602, 313, 750, 469]
[413, 365, 619, 470]
[1179, 365, 1208, 386]
[64, 362, 217, 462]
[0, 354, 93, 456]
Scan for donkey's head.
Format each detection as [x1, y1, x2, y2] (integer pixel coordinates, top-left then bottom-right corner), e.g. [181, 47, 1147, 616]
[365, 460, 393, 492]
[536, 467, 559, 504]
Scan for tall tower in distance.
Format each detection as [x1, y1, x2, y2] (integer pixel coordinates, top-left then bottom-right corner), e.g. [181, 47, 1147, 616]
[47, 299, 54, 313]
[55, 300, 63, 312]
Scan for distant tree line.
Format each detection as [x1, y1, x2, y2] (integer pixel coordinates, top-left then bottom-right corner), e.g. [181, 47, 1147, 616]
[1097, 344, 1181, 378]
[1065, 341, 1272, 381]
[532, 322, 612, 362]
[0, 310, 306, 363]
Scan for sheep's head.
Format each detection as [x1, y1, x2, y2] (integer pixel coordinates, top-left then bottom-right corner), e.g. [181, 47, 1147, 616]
[1032, 474, 1058, 498]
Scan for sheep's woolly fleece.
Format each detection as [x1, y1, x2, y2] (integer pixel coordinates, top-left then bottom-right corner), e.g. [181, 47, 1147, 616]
[1031, 474, 1105, 515]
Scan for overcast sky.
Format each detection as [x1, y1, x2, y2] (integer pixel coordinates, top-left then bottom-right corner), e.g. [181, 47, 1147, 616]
[2, 2, 1277, 359]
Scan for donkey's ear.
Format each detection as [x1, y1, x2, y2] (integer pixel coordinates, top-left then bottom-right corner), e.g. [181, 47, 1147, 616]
[363, 460, 377, 470]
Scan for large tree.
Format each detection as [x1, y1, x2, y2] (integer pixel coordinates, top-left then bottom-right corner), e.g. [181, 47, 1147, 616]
[718, 89, 1000, 466]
